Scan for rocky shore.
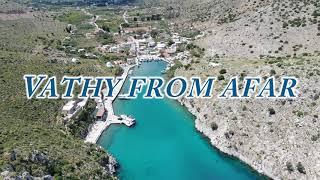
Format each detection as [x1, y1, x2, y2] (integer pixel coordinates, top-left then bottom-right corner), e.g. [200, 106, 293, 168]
[173, 56, 320, 180]
[177, 97, 275, 179]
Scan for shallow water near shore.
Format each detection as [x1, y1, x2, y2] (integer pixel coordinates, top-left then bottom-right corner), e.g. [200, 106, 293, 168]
[98, 61, 265, 180]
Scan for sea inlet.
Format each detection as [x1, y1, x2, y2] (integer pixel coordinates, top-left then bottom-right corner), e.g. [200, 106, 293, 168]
[98, 61, 265, 180]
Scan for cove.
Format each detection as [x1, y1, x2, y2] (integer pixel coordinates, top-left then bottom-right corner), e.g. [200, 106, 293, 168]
[98, 61, 266, 180]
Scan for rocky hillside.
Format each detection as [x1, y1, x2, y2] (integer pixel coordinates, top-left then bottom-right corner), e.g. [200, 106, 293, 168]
[199, 0, 320, 59]
[143, 0, 320, 179]
[144, 0, 320, 59]
[175, 56, 320, 179]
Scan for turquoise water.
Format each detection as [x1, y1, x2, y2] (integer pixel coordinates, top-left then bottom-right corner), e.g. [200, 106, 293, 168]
[98, 61, 265, 180]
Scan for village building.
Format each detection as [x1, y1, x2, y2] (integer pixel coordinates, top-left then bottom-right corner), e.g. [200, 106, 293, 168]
[113, 60, 125, 65]
[71, 58, 78, 63]
[148, 41, 156, 47]
[166, 44, 177, 54]
[157, 42, 166, 50]
[109, 46, 119, 53]
[149, 50, 158, 55]
[96, 106, 107, 121]
[126, 58, 136, 65]
[78, 48, 85, 53]
[62, 101, 76, 116]
[106, 62, 113, 68]
[84, 53, 97, 59]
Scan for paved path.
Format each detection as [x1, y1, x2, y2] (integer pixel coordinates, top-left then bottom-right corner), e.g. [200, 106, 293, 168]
[85, 65, 134, 144]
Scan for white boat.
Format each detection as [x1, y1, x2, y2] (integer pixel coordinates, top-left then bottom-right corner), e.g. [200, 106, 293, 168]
[120, 115, 136, 127]
[118, 94, 131, 100]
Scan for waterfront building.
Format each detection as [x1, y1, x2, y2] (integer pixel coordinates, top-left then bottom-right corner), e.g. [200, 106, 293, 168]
[127, 58, 136, 65]
[96, 106, 107, 121]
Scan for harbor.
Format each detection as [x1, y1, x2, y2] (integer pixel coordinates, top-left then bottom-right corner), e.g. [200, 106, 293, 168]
[85, 65, 136, 144]
[85, 57, 169, 144]
[98, 61, 265, 180]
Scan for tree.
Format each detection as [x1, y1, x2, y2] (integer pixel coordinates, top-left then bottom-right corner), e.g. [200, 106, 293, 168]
[102, 25, 110, 32]
[65, 25, 72, 33]
[268, 108, 276, 115]
[122, 23, 130, 28]
[218, 75, 225, 81]
[167, 39, 174, 46]
[211, 122, 218, 131]
[297, 162, 306, 174]
[114, 66, 124, 76]
[286, 162, 294, 172]
[150, 29, 159, 38]
[219, 69, 227, 74]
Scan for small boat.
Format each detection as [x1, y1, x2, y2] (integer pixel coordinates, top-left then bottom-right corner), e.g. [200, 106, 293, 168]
[120, 115, 136, 127]
[118, 94, 131, 100]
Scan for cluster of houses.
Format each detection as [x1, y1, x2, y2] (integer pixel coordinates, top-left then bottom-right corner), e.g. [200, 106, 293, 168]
[61, 98, 108, 122]
[97, 27, 193, 68]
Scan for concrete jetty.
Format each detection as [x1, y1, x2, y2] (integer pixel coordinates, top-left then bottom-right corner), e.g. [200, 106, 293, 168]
[85, 65, 135, 144]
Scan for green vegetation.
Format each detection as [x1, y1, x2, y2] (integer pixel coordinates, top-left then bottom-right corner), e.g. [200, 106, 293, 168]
[57, 10, 91, 25]
[268, 108, 276, 115]
[218, 75, 225, 81]
[181, 30, 200, 39]
[68, 100, 96, 139]
[286, 162, 294, 172]
[219, 69, 227, 74]
[97, 33, 116, 45]
[0, 3, 116, 178]
[167, 60, 183, 78]
[186, 43, 205, 58]
[211, 122, 218, 131]
[297, 111, 304, 117]
[297, 162, 306, 174]
[96, 19, 122, 33]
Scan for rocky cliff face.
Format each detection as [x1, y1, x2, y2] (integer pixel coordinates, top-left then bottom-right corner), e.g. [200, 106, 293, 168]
[173, 57, 320, 179]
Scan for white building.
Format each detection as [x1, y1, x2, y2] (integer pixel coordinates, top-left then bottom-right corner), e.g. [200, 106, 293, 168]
[106, 62, 113, 68]
[78, 49, 85, 53]
[127, 58, 136, 65]
[157, 42, 166, 50]
[71, 58, 78, 63]
[148, 41, 156, 47]
[109, 46, 119, 53]
[62, 101, 76, 115]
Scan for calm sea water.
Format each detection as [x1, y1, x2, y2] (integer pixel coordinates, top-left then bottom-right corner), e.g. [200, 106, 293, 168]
[98, 61, 265, 180]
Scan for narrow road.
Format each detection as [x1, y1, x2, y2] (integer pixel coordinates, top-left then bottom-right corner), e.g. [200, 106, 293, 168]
[119, 11, 128, 35]
[123, 10, 128, 24]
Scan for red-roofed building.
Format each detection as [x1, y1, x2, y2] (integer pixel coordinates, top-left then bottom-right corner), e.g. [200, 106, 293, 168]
[96, 106, 107, 121]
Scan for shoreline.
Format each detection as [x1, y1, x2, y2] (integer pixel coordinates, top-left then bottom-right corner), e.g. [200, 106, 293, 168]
[85, 65, 135, 144]
[87, 60, 271, 179]
[95, 60, 270, 179]
[176, 97, 276, 180]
